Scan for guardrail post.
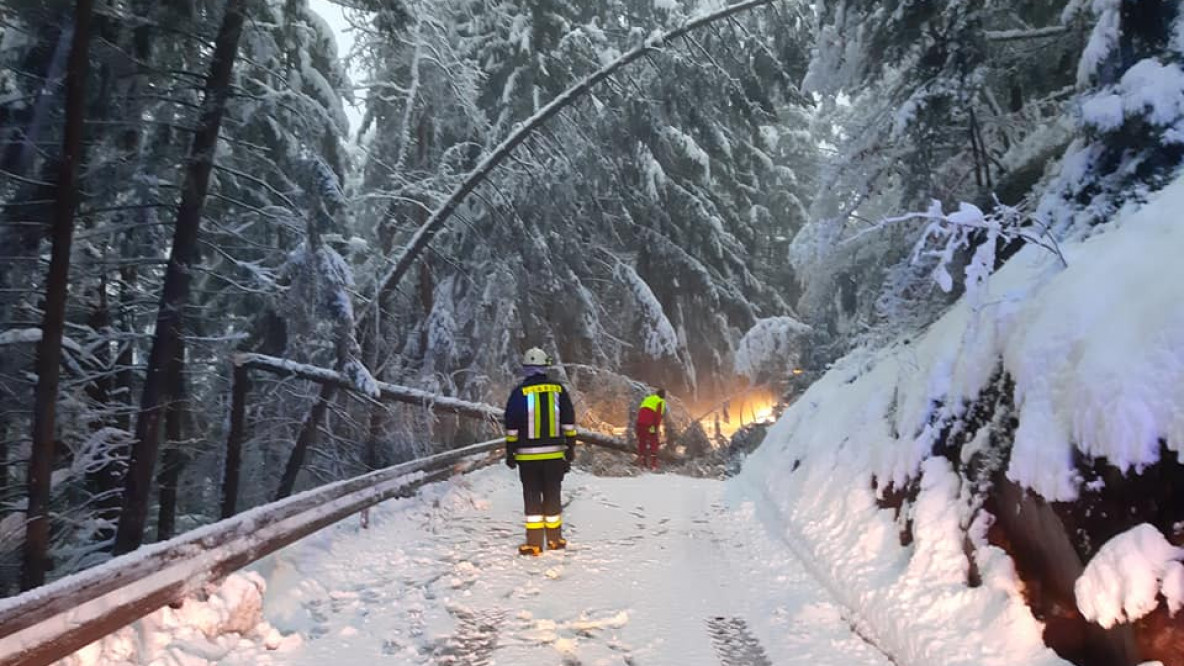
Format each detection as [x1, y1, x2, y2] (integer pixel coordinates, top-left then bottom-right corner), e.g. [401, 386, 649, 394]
[220, 361, 250, 519]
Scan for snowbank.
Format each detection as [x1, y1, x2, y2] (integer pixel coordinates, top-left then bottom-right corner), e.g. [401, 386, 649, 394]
[740, 175, 1184, 664]
[1075, 524, 1184, 629]
[57, 572, 299, 665]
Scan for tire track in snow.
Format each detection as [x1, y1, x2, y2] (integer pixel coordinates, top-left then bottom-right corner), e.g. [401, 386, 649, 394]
[706, 616, 773, 666]
[431, 607, 506, 665]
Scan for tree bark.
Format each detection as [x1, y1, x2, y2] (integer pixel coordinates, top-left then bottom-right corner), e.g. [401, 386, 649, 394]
[22, 0, 95, 591]
[363, 403, 386, 472]
[156, 341, 186, 541]
[275, 382, 336, 501]
[220, 363, 250, 518]
[114, 0, 248, 555]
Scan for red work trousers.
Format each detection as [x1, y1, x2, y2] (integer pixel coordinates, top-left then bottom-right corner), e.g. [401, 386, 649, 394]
[636, 427, 660, 470]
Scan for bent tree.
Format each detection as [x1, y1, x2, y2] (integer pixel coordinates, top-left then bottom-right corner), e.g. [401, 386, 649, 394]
[278, 0, 782, 495]
[113, 0, 250, 555]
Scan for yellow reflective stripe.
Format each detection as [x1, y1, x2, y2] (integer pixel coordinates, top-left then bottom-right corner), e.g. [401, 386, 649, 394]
[547, 391, 558, 438]
[562, 424, 576, 437]
[544, 515, 562, 529]
[506, 434, 518, 443]
[525, 514, 544, 529]
[525, 521, 544, 529]
[522, 384, 562, 395]
[526, 392, 536, 439]
[514, 451, 566, 461]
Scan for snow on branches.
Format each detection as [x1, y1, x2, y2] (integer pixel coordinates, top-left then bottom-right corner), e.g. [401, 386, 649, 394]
[1076, 523, 1184, 628]
[281, 239, 376, 396]
[857, 199, 1067, 305]
[734, 316, 812, 382]
[613, 262, 679, 359]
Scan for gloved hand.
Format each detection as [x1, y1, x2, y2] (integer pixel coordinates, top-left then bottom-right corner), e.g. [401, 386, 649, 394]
[648, 425, 657, 434]
[505, 456, 516, 469]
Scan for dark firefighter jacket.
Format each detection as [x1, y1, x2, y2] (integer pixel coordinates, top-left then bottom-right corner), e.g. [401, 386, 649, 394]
[504, 373, 577, 462]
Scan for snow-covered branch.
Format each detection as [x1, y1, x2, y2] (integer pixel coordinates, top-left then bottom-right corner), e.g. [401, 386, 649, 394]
[360, 0, 779, 331]
[234, 353, 634, 454]
[983, 25, 1069, 42]
[842, 199, 1067, 298]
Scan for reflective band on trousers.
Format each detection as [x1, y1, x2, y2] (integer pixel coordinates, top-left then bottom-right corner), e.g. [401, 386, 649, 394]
[515, 451, 565, 461]
[525, 514, 544, 529]
[516, 445, 565, 454]
[544, 514, 562, 529]
[514, 444, 565, 461]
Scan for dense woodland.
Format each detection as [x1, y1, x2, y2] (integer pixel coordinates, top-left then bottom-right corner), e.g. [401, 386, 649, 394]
[0, 0, 1180, 600]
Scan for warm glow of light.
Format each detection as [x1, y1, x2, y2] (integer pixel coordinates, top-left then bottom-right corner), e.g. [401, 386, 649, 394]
[694, 390, 778, 440]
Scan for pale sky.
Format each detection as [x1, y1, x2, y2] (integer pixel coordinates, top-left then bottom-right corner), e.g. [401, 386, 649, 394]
[307, 0, 365, 138]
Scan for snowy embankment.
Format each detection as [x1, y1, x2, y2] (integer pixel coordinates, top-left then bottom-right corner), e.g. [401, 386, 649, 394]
[55, 572, 298, 665]
[739, 176, 1184, 665]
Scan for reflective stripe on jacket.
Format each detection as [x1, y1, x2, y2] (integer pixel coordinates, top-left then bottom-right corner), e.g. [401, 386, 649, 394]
[504, 373, 576, 459]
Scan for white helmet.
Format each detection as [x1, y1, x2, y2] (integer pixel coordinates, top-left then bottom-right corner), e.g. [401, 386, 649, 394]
[522, 347, 551, 366]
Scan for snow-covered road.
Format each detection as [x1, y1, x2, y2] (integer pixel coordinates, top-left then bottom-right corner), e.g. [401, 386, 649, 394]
[248, 466, 891, 666]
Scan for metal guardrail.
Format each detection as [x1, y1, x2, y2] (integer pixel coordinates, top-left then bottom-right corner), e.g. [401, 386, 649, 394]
[0, 429, 648, 666]
[0, 438, 506, 666]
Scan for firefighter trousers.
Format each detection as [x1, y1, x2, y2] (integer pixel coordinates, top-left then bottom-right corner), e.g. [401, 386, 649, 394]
[519, 458, 567, 548]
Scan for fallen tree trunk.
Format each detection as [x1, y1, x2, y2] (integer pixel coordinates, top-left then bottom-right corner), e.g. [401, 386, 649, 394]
[235, 352, 652, 457]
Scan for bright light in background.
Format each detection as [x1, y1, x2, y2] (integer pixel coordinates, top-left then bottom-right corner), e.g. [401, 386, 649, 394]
[695, 390, 778, 440]
[307, 0, 366, 139]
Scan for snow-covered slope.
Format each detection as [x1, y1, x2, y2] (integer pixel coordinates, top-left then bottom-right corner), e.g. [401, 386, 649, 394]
[740, 175, 1184, 664]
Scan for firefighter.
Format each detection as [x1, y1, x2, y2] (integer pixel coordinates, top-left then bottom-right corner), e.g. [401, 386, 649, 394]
[503, 347, 577, 556]
[635, 388, 666, 470]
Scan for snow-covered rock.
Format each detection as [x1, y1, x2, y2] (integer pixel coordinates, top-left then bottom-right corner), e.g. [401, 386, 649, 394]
[741, 174, 1184, 664]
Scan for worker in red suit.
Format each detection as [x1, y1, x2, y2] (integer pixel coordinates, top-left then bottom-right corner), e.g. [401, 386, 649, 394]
[635, 388, 666, 470]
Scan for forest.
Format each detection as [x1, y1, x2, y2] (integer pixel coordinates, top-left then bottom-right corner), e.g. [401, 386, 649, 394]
[1, 0, 1181, 605]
